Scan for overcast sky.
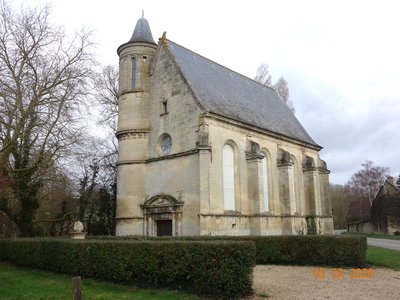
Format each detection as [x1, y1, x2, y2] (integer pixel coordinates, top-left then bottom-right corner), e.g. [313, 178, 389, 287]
[14, 0, 400, 184]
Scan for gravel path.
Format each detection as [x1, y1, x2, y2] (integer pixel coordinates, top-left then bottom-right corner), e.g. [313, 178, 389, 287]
[250, 265, 400, 299]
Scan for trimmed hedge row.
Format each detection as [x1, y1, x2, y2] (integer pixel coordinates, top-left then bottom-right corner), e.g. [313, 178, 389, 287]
[0, 239, 255, 297]
[240, 235, 367, 267]
[88, 235, 367, 267]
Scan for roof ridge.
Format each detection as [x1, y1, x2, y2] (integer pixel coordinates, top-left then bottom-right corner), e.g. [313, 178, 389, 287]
[386, 178, 400, 192]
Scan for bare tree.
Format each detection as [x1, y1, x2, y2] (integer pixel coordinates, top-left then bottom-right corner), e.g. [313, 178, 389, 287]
[254, 64, 295, 113]
[329, 183, 350, 229]
[0, 1, 95, 236]
[274, 77, 295, 113]
[73, 142, 117, 236]
[95, 65, 119, 132]
[254, 63, 272, 86]
[347, 160, 390, 206]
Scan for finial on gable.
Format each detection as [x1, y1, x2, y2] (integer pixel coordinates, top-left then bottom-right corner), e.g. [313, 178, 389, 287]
[142, 10, 144, 18]
[160, 31, 167, 44]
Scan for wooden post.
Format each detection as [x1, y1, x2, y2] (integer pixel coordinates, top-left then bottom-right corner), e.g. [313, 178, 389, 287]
[72, 276, 82, 300]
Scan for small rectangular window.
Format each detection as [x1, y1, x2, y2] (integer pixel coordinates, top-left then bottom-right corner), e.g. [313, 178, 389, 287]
[161, 100, 168, 115]
[131, 57, 136, 89]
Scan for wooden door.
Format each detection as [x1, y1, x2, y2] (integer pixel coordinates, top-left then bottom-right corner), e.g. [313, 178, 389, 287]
[156, 220, 172, 236]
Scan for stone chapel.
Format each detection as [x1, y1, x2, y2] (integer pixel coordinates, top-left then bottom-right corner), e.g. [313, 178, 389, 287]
[115, 16, 334, 236]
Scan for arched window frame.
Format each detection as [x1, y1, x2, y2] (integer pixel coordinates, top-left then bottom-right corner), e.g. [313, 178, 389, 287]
[131, 56, 137, 89]
[222, 141, 238, 211]
[261, 149, 272, 212]
[290, 155, 301, 214]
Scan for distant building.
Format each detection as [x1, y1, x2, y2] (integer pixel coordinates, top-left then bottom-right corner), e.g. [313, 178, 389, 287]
[115, 16, 333, 236]
[370, 178, 400, 233]
[348, 177, 400, 234]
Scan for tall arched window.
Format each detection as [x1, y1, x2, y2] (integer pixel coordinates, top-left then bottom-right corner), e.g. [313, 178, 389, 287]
[290, 162, 296, 214]
[290, 157, 300, 214]
[131, 57, 136, 89]
[223, 144, 235, 211]
[261, 156, 269, 212]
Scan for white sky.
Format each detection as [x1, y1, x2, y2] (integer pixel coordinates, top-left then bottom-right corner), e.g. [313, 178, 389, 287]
[13, 0, 400, 184]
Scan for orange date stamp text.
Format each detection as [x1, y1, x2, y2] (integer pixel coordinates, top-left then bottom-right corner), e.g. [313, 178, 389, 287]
[312, 267, 374, 279]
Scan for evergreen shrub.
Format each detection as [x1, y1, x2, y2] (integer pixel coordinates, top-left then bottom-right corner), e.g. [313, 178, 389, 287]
[0, 239, 255, 297]
[88, 235, 367, 267]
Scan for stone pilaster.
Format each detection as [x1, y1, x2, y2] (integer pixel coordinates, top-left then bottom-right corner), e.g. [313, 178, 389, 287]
[318, 159, 332, 217]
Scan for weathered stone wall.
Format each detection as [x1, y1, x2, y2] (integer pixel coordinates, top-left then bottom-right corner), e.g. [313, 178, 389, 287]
[348, 221, 373, 234]
[199, 116, 333, 235]
[147, 45, 201, 158]
[145, 156, 200, 236]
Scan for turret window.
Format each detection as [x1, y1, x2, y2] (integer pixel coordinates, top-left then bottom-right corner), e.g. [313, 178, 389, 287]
[131, 57, 136, 89]
[161, 99, 169, 115]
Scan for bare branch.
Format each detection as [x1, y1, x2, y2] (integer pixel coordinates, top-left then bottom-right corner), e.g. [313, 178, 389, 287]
[0, 0, 96, 236]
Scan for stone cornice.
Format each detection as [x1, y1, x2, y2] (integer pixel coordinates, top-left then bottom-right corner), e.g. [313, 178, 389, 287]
[117, 41, 157, 56]
[117, 160, 146, 166]
[146, 149, 199, 163]
[115, 216, 144, 220]
[318, 167, 331, 175]
[116, 129, 150, 140]
[119, 89, 144, 97]
[199, 213, 333, 218]
[277, 162, 294, 168]
[204, 112, 322, 151]
[117, 148, 211, 166]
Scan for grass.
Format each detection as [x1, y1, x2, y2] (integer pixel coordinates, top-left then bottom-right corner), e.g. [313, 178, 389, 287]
[367, 246, 400, 271]
[342, 232, 400, 240]
[0, 262, 200, 300]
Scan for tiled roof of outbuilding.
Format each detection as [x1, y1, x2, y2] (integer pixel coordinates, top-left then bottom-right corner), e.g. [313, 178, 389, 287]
[166, 40, 320, 148]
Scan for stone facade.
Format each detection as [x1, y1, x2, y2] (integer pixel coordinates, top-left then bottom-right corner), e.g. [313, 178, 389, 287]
[115, 17, 334, 236]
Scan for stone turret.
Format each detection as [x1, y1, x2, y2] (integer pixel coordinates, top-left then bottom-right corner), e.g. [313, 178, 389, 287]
[115, 15, 157, 235]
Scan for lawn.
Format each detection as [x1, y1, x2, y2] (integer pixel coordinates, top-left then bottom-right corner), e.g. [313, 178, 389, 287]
[0, 262, 200, 300]
[367, 246, 400, 271]
[343, 232, 400, 240]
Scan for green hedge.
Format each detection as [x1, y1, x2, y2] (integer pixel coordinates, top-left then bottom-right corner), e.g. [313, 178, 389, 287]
[88, 235, 367, 267]
[240, 235, 367, 267]
[0, 239, 255, 297]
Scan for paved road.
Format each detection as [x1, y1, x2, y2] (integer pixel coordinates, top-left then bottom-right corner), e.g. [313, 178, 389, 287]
[367, 237, 400, 251]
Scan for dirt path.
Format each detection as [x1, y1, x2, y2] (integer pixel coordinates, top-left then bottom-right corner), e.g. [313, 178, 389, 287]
[251, 265, 400, 299]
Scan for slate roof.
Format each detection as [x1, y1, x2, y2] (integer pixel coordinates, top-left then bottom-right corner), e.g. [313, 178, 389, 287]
[129, 17, 156, 44]
[166, 40, 320, 148]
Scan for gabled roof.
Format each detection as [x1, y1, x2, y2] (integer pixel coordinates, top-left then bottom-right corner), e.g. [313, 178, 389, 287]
[373, 179, 400, 202]
[166, 40, 320, 148]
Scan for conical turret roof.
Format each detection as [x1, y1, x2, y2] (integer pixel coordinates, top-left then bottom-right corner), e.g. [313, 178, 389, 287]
[129, 17, 156, 44]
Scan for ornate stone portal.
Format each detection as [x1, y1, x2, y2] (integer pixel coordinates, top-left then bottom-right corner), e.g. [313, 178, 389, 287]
[141, 194, 184, 236]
